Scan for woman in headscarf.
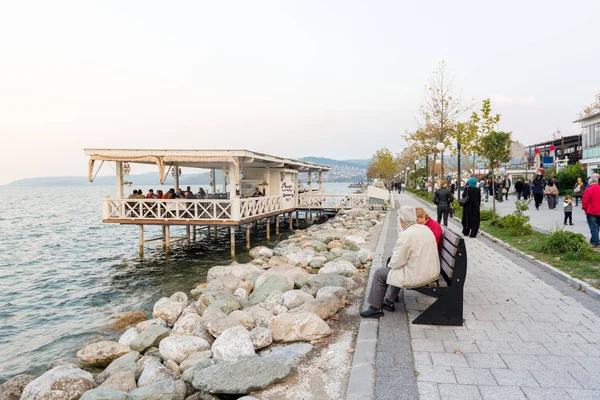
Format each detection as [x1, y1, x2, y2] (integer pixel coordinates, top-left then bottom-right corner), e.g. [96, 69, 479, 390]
[461, 177, 482, 238]
[574, 177, 585, 206]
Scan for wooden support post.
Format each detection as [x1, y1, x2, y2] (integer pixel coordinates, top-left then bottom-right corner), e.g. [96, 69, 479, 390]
[139, 225, 144, 257]
[289, 212, 293, 230]
[162, 226, 167, 250]
[165, 225, 171, 255]
[192, 226, 197, 242]
[275, 215, 279, 234]
[266, 218, 270, 240]
[214, 226, 218, 241]
[296, 211, 299, 225]
[230, 226, 235, 258]
[186, 226, 191, 246]
[246, 225, 250, 249]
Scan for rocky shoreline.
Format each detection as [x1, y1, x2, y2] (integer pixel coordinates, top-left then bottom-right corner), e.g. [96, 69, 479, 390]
[0, 209, 383, 400]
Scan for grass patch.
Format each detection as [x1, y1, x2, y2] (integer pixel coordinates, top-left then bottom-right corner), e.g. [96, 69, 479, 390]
[480, 220, 600, 289]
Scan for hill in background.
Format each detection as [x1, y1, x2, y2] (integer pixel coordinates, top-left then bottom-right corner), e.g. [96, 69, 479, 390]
[4, 156, 370, 187]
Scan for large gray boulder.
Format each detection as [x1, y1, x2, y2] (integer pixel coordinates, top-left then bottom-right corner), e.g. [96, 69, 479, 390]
[259, 343, 313, 361]
[280, 290, 314, 310]
[211, 326, 255, 361]
[136, 318, 167, 332]
[289, 297, 341, 320]
[308, 274, 356, 292]
[130, 325, 170, 352]
[200, 308, 243, 337]
[319, 260, 358, 277]
[99, 371, 137, 393]
[76, 342, 131, 368]
[340, 252, 361, 267]
[21, 366, 93, 400]
[206, 264, 264, 284]
[227, 310, 256, 330]
[170, 313, 203, 337]
[316, 286, 348, 300]
[0, 374, 35, 400]
[247, 276, 293, 306]
[95, 352, 142, 385]
[243, 306, 273, 328]
[249, 327, 273, 350]
[196, 291, 242, 315]
[179, 351, 213, 372]
[205, 276, 242, 293]
[137, 362, 175, 388]
[191, 357, 296, 395]
[254, 266, 311, 289]
[47, 376, 94, 399]
[159, 336, 211, 364]
[117, 328, 139, 348]
[130, 379, 185, 400]
[269, 312, 331, 342]
[153, 293, 188, 327]
[249, 246, 273, 259]
[80, 388, 130, 400]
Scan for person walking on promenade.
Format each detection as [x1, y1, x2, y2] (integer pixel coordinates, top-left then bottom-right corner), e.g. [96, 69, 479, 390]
[461, 177, 481, 238]
[503, 175, 511, 200]
[433, 181, 454, 227]
[544, 181, 559, 210]
[574, 177, 585, 206]
[563, 195, 574, 225]
[531, 173, 546, 210]
[484, 179, 490, 202]
[582, 176, 600, 248]
[360, 206, 440, 318]
[522, 179, 531, 201]
[515, 178, 524, 200]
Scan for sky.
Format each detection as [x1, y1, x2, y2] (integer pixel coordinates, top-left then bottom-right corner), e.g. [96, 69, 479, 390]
[0, 0, 599, 184]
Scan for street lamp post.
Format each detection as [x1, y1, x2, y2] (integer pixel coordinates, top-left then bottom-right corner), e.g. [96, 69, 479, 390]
[405, 167, 410, 187]
[414, 159, 419, 188]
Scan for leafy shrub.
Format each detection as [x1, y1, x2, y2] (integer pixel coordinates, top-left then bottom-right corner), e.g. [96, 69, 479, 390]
[480, 208, 494, 221]
[534, 227, 595, 258]
[451, 199, 463, 219]
[490, 200, 532, 236]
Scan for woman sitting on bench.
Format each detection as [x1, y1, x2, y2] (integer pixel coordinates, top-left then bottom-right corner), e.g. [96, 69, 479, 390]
[360, 206, 441, 319]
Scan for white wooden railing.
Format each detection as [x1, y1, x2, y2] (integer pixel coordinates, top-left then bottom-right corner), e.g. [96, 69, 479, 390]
[102, 198, 234, 221]
[239, 196, 286, 219]
[297, 194, 368, 209]
[102, 192, 368, 223]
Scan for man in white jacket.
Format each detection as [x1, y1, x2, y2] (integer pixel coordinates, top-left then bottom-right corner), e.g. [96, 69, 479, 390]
[360, 206, 441, 318]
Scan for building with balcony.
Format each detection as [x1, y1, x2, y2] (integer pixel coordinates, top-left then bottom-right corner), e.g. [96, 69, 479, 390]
[575, 111, 600, 176]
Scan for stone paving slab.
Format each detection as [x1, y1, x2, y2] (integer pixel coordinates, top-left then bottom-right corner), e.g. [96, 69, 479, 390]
[378, 193, 600, 399]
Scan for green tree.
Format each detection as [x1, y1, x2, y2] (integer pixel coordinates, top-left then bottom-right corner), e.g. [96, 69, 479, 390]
[367, 148, 401, 190]
[404, 61, 471, 192]
[478, 131, 513, 214]
[466, 99, 501, 172]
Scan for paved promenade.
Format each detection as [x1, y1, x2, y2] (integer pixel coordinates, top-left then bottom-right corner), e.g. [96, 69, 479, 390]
[480, 192, 590, 237]
[372, 194, 600, 399]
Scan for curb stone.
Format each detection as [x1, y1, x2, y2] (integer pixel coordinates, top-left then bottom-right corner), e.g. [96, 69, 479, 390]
[345, 210, 391, 400]
[408, 193, 600, 302]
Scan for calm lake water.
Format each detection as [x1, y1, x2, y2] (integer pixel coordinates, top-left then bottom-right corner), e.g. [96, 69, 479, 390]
[0, 182, 354, 382]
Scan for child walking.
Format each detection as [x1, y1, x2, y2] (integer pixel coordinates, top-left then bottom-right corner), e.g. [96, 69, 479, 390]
[563, 195, 574, 225]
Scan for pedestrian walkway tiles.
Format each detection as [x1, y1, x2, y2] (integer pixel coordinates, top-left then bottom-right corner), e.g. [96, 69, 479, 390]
[379, 195, 600, 399]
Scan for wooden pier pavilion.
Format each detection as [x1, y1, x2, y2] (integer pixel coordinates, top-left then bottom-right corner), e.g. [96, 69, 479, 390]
[84, 149, 368, 256]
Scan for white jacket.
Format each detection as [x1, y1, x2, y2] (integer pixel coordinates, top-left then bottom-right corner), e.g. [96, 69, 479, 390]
[386, 223, 441, 288]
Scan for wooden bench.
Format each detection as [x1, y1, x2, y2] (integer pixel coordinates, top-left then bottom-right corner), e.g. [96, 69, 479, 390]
[409, 229, 467, 326]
